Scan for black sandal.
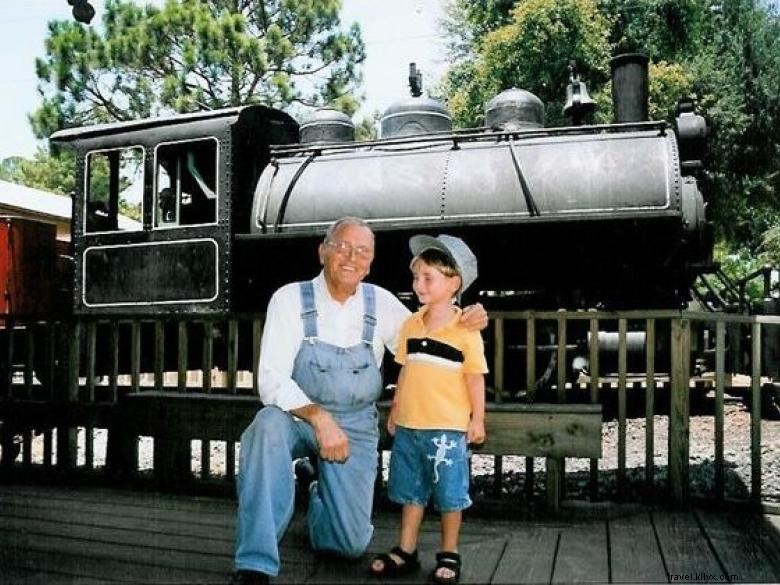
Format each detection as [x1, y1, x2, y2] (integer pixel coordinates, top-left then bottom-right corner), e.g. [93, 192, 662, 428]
[432, 551, 461, 585]
[369, 546, 420, 577]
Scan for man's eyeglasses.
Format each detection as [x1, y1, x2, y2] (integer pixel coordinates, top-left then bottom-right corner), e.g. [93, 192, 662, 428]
[325, 239, 374, 259]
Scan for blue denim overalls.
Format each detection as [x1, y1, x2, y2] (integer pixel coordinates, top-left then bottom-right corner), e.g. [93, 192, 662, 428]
[235, 281, 382, 576]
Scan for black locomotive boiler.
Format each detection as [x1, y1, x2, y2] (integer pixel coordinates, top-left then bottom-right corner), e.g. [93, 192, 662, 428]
[49, 54, 711, 317]
[24, 54, 780, 414]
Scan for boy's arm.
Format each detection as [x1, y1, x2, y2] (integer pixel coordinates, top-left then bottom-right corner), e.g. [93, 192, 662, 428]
[466, 373, 486, 445]
[387, 367, 406, 436]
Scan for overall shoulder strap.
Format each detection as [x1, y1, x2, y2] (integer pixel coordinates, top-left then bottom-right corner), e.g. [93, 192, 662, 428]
[361, 284, 377, 345]
[298, 280, 318, 340]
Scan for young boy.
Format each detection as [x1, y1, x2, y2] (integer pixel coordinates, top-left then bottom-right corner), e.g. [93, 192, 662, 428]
[370, 234, 487, 585]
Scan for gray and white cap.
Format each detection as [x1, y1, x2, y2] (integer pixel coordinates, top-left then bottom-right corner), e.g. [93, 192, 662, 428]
[409, 234, 478, 295]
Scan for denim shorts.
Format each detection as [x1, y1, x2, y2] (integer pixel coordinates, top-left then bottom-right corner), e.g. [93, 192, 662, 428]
[387, 426, 472, 512]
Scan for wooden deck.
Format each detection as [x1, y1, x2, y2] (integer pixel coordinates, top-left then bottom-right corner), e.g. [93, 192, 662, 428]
[1, 484, 780, 584]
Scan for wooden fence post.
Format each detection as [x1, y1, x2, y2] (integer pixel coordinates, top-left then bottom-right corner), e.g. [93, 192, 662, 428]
[751, 321, 762, 504]
[57, 320, 80, 471]
[668, 317, 690, 506]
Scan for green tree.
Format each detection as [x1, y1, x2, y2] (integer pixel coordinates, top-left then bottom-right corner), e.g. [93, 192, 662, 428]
[440, 0, 780, 262]
[0, 150, 76, 196]
[32, 0, 365, 138]
[354, 111, 379, 141]
[441, 0, 612, 129]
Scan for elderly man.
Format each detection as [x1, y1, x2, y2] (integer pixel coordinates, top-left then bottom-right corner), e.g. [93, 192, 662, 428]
[232, 217, 487, 585]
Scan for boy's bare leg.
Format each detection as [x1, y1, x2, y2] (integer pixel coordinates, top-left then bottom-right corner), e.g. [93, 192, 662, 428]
[399, 504, 425, 553]
[371, 504, 425, 572]
[437, 511, 462, 579]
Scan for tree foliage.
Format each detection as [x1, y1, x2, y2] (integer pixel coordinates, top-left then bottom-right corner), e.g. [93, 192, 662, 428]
[442, 0, 612, 129]
[439, 0, 780, 261]
[32, 0, 365, 139]
[0, 150, 76, 196]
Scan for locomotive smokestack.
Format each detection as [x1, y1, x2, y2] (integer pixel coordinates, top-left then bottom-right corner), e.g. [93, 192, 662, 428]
[380, 64, 452, 138]
[409, 63, 423, 98]
[610, 53, 649, 123]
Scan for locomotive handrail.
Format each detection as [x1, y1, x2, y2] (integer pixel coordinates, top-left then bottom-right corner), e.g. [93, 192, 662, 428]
[271, 151, 319, 233]
[267, 120, 669, 157]
[508, 137, 541, 216]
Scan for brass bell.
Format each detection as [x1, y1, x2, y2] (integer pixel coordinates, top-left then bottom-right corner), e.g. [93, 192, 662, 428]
[563, 65, 596, 125]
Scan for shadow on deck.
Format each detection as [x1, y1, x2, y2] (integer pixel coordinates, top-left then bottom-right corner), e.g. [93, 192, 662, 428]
[2, 484, 780, 584]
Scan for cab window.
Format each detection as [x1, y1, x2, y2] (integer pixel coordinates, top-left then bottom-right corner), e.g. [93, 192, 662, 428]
[84, 147, 144, 233]
[154, 138, 218, 228]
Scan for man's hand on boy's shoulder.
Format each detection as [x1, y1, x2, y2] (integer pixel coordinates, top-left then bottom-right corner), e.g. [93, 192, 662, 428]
[460, 302, 488, 331]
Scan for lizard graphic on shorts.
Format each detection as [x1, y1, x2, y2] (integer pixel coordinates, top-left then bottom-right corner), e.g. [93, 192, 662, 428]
[428, 433, 456, 483]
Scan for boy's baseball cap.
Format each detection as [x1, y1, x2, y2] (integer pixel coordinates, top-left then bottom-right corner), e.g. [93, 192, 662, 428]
[409, 234, 478, 294]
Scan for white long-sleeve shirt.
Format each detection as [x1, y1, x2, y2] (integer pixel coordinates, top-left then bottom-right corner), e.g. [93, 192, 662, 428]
[257, 272, 411, 411]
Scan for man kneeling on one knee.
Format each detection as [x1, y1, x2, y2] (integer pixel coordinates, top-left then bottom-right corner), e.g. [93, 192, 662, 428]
[231, 217, 488, 585]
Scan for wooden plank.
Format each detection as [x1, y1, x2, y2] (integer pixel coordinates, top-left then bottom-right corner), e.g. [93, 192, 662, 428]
[126, 393, 601, 459]
[0, 489, 237, 530]
[109, 320, 119, 402]
[589, 317, 600, 499]
[557, 315, 566, 403]
[227, 319, 239, 393]
[652, 510, 722, 579]
[526, 315, 536, 402]
[552, 521, 608, 583]
[130, 320, 140, 392]
[202, 321, 214, 393]
[58, 320, 80, 470]
[492, 526, 558, 584]
[751, 321, 762, 502]
[617, 318, 627, 497]
[3, 483, 780, 585]
[154, 320, 164, 391]
[0, 487, 237, 580]
[547, 456, 563, 512]
[723, 511, 780, 580]
[714, 321, 725, 501]
[696, 509, 780, 583]
[4, 319, 14, 397]
[645, 318, 656, 492]
[458, 535, 506, 584]
[0, 515, 234, 557]
[0, 545, 227, 584]
[299, 554, 370, 584]
[177, 321, 188, 391]
[86, 320, 96, 401]
[44, 324, 56, 401]
[609, 512, 667, 582]
[23, 327, 33, 398]
[482, 404, 603, 459]
[493, 316, 504, 402]
[668, 318, 690, 506]
[0, 499, 235, 543]
[21, 428, 32, 467]
[123, 392, 262, 442]
[0, 565, 109, 585]
[0, 483, 236, 515]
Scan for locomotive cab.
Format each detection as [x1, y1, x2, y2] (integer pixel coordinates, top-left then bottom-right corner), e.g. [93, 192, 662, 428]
[51, 106, 298, 316]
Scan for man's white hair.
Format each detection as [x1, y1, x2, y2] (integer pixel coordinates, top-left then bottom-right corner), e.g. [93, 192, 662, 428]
[324, 217, 374, 243]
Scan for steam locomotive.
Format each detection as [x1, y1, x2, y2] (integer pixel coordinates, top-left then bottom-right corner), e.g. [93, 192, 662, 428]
[14, 53, 779, 406]
[38, 53, 710, 318]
